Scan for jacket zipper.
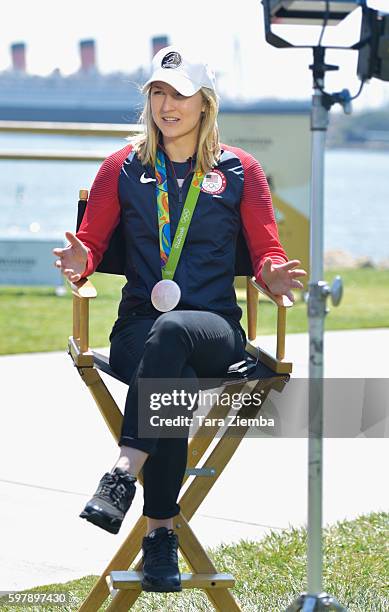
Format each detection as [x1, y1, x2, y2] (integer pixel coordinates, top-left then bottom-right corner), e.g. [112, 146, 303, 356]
[178, 170, 194, 209]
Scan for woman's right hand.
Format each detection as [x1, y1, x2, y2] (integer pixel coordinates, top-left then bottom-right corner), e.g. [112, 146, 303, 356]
[53, 231, 88, 283]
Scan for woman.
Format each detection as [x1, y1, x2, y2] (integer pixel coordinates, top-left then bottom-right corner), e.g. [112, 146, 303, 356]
[53, 45, 306, 593]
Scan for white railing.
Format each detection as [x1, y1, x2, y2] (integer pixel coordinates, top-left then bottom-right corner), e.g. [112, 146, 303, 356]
[0, 120, 143, 161]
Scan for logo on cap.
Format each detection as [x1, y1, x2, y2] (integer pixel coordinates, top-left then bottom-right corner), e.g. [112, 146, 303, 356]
[161, 52, 182, 69]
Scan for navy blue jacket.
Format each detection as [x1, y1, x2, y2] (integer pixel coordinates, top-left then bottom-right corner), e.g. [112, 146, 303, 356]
[77, 142, 287, 330]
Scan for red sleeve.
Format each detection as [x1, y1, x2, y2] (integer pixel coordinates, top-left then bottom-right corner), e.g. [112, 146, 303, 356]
[76, 144, 133, 278]
[222, 144, 288, 290]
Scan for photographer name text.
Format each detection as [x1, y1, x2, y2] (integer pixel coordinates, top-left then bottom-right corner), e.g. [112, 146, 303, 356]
[149, 414, 274, 428]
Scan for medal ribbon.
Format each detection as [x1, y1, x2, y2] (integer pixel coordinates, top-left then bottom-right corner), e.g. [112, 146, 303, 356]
[155, 149, 204, 280]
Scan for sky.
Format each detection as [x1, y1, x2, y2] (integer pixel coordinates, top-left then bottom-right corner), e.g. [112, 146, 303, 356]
[1, 0, 389, 112]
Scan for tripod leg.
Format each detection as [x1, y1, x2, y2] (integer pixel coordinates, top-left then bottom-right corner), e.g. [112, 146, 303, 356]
[286, 592, 348, 611]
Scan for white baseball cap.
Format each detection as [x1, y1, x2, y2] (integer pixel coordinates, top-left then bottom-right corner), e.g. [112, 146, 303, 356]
[142, 45, 216, 96]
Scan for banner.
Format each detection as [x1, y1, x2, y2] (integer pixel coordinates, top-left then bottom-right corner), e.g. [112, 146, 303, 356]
[219, 103, 311, 285]
[0, 238, 64, 287]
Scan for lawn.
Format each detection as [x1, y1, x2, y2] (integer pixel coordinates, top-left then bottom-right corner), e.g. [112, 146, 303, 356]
[0, 511, 387, 611]
[0, 268, 388, 355]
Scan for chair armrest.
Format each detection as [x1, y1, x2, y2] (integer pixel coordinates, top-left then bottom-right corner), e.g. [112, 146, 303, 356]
[248, 276, 294, 308]
[68, 277, 97, 362]
[69, 277, 97, 299]
[246, 276, 294, 374]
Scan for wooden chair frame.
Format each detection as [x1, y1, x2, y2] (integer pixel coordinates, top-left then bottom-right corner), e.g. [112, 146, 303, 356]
[68, 191, 294, 611]
[68, 278, 293, 611]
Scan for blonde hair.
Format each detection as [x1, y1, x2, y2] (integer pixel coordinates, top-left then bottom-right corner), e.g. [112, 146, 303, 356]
[131, 86, 221, 174]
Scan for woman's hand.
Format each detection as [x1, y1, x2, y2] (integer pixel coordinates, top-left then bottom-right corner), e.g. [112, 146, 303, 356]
[261, 258, 307, 303]
[53, 231, 88, 283]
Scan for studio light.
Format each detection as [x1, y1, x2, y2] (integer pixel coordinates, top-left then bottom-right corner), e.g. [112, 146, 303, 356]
[264, 0, 389, 86]
[263, 0, 363, 48]
[357, 6, 389, 81]
[260, 1, 388, 611]
[267, 0, 359, 25]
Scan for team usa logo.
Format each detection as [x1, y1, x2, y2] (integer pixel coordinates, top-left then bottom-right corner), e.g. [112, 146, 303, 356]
[201, 169, 227, 195]
[161, 52, 182, 69]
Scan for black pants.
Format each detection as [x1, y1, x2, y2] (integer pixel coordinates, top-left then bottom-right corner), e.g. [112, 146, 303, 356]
[109, 309, 246, 519]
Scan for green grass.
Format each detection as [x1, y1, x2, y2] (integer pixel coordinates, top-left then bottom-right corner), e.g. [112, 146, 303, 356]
[0, 512, 387, 611]
[0, 268, 388, 355]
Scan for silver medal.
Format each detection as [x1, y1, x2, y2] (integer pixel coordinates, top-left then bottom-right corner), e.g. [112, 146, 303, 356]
[151, 279, 181, 312]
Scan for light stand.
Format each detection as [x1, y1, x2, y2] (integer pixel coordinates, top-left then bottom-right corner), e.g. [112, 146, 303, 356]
[260, 1, 376, 610]
[286, 47, 346, 612]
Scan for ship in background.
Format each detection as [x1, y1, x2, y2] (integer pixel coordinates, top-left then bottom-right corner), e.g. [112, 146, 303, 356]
[2, 34, 388, 150]
[0, 35, 307, 124]
[0, 36, 154, 123]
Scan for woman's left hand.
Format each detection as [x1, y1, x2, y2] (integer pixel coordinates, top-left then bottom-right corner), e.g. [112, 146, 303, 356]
[261, 258, 307, 303]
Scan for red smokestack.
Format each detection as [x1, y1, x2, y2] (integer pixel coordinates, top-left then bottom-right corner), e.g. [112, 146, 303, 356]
[11, 42, 26, 72]
[79, 39, 97, 72]
[151, 36, 169, 61]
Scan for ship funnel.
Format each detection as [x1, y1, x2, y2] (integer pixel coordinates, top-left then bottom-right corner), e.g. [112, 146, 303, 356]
[151, 36, 169, 62]
[79, 39, 97, 72]
[11, 42, 26, 73]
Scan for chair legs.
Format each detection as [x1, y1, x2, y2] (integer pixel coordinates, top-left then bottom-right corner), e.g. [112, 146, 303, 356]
[77, 366, 123, 441]
[104, 514, 242, 612]
[75, 362, 285, 611]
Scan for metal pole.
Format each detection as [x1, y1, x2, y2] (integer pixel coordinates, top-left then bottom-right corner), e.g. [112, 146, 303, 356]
[286, 47, 346, 612]
[307, 83, 328, 596]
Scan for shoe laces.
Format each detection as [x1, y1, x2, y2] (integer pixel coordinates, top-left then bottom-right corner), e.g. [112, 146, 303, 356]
[99, 473, 131, 507]
[144, 530, 178, 566]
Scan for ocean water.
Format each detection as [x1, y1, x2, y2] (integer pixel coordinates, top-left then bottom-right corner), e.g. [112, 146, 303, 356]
[324, 149, 389, 264]
[0, 133, 388, 263]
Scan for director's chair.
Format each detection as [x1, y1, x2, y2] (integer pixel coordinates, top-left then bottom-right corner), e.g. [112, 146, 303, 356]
[69, 189, 294, 611]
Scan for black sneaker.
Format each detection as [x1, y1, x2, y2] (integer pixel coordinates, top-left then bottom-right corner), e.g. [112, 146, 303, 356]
[79, 467, 136, 534]
[141, 527, 182, 592]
